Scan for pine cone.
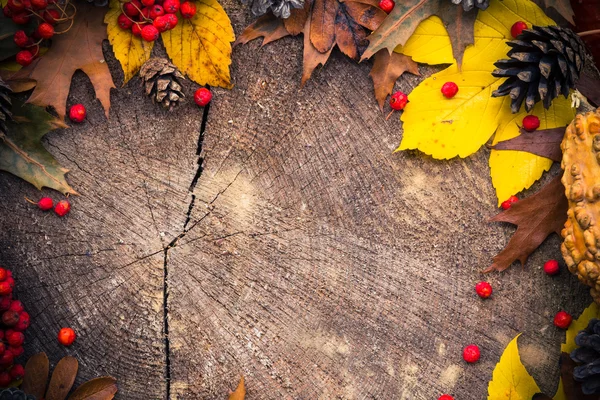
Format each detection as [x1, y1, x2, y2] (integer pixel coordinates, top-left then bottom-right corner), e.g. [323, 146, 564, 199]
[241, 0, 303, 18]
[139, 58, 185, 111]
[571, 318, 600, 394]
[561, 108, 600, 303]
[0, 78, 12, 137]
[492, 25, 587, 113]
[0, 388, 36, 400]
[449, 0, 489, 11]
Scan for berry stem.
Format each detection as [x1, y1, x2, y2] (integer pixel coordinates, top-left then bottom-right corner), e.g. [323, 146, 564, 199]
[23, 197, 36, 205]
[578, 29, 600, 37]
[385, 110, 394, 121]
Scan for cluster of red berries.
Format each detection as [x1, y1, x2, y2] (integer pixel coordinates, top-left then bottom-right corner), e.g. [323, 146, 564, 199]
[117, 0, 196, 42]
[0, 267, 29, 387]
[36, 197, 71, 217]
[4, 0, 72, 67]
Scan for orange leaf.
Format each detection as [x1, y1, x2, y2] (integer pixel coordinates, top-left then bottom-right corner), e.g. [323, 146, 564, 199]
[235, 15, 290, 47]
[68, 377, 118, 400]
[228, 376, 245, 400]
[45, 357, 79, 400]
[369, 50, 419, 110]
[310, 0, 338, 53]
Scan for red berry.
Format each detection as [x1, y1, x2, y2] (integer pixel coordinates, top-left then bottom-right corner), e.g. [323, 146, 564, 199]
[14, 312, 30, 331]
[8, 346, 23, 357]
[69, 104, 86, 123]
[6, 331, 24, 347]
[43, 8, 60, 24]
[522, 115, 540, 132]
[463, 344, 480, 363]
[0, 269, 6, 283]
[0, 372, 11, 387]
[389, 91, 408, 111]
[554, 311, 572, 329]
[501, 200, 512, 209]
[4, 278, 13, 292]
[0, 283, 11, 297]
[123, 0, 142, 17]
[153, 15, 170, 32]
[475, 281, 492, 299]
[13, 30, 30, 48]
[162, 0, 179, 13]
[0, 297, 11, 312]
[9, 364, 24, 380]
[378, 0, 394, 13]
[543, 259, 560, 275]
[118, 13, 133, 29]
[3, 5, 12, 18]
[438, 396, 454, 400]
[54, 199, 71, 217]
[441, 81, 459, 98]
[0, 342, 5, 354]
[511, 21, 528, 38]
[141, 24, 159, 42]
[7, 0, 25, 13]
[58, 327, 76, 346]
[31, 0, 48, 10]
[180, 1, 196, 18]
[0, 351, 14, 366]
[131, 23, 145, 37]
[38, 197, 54, 211]
[2, 311, 18, 327]
[165, 12, 177, 28]
[8, 301, 23, 314]
[11, 11, 30, 24]
[141, 0, 154, 5]
[37, 22, 54, 39]
[149, 4, 163, 18]
[194, 87, 212, 107]
[140, 5, 151, 19]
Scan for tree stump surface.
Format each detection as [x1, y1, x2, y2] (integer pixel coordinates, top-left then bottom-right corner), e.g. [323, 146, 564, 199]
[0, 2, 593, 398]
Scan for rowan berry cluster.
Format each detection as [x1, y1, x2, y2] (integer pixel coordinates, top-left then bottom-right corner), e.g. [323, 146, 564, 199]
[4, 0, 75, 67]
[118, 0, 197, 42]
[0, 267, 28, 387]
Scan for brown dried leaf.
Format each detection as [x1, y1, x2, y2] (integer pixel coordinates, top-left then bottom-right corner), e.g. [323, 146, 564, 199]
[235, 15, 290, 46]
[22, 352, 50, 399]
[228, 376, 245, 400]
[67, 377, 118, 400]
[6, 3, 114, 120]
[370, 50, 419, 110]
[485, 175, 568, 272]
[491, 127, 565, 163]
[342, 1, 386, 31]
[438, 2, 476, 68]
[532, 0, 574, 24]
[577, 70, 600, 108]
[284, 0, 312, 35]
[302, 12, 333, 85]
[310, 0, 338, 53]
[46, 357, 79, 400]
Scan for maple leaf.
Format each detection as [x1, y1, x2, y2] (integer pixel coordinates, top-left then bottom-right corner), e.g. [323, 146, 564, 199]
[369, 50, 419, 110]
[5, 3, 114, 120]
[0, 101, 76, 195]
[228, 376, 245, 400]
[485, 175, 567, 273]
[234, 15, 291, 46]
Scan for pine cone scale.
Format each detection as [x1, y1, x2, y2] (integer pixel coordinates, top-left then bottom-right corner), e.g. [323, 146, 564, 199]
[140, 58, 186, 111]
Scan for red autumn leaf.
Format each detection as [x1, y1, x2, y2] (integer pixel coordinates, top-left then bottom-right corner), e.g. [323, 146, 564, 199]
[485, 175, 568, 273]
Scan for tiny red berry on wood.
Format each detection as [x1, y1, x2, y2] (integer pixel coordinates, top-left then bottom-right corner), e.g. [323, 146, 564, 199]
[438, 396, 454, 400]
[9, 364, 24, 380]
[43, 9, 60, 25]
[511, 21, 528, 38]
[544, 259, 560, 275]
[180, 1, 196, 18]
[123, 0, 142, 17]
[554, 311, 572, 329]
[58, 327, 76, 346]
[0, 372, 11, 387]
[6, 331, 24, 347]
[522, 115, 540, 132]
[141, 24, 159, 42]
[162, 0, 179, 13]
[441, 82, 459, 98]
[389, 91, 408, 111]
[118, 13, 133, 29]
[14, 311, 30, 331]
[194, 87, 212, 107]
[37, 22, 55, 39]
[15, 50, 33, 67]
[501, 195, 518, 210]
[378, 0, 394, 13]
[13, 30, 29, 48]
[463, 344, 480, 363]
[38, 197, 54, 211]
[69, 104, 86, 123]
[475, 281, 492, 299]
[2, 311, 18, 327]
[149, 4, 164, 19]
[54, 199, 71, 217]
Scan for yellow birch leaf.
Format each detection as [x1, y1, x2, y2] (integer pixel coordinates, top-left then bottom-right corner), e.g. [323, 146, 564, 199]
[398, 0, 555, 160]
[393, 16, 454, 65]
[489, 97, 574, 205]
[162, 0, 234, 88]
[105, 0, 153, 84]
[487, 334, 541, 400]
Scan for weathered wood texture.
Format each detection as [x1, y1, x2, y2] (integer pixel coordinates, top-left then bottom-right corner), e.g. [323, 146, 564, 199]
[0, 2, 595, 399]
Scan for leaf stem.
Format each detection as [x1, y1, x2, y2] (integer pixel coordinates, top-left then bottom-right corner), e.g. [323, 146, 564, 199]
[578, 29, 600, 37]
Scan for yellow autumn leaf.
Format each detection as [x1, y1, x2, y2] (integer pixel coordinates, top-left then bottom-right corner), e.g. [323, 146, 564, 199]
[162, 0, 234, 88]
[105, 0, 153, 84]
[394, 16, 454, 65]
[489, 97, 574, 205]
[398, 0, 555, 159]
[488, 334, 541, 400]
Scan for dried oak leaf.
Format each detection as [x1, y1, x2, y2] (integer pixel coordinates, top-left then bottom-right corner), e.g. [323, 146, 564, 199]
[485, 175, 568, 272]
[369, 49, 419, 110]
[228, 376, 245, 400]
[4, 3, 114, 121]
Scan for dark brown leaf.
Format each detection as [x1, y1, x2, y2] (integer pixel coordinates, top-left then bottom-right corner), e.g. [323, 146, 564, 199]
[491, 127, 565, 162]
[302, 12, 333, 85]
[67, 377, 118, 400]
[46, 357, 79, 400]
[438, 2, 476, 68]
[22, 352, 50, 399]
[485, 175, 568, 272]
[370, 50, 419, 110]
[532, 394, 552, 400]
[228, 376, 245, 400]
[577, 70, 600, 108]
[284, 0, 313, 35]
[343, 1, 386, 31]
[310, 0, 338, 53]
[571, 0, 600, 71]
[334, 2, 369, 59]
[532, 0, 574, 24]
[560, 352, 598, 400]
[234, 15, 291, 46]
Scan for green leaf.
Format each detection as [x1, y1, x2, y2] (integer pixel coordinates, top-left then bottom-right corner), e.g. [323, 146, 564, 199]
[0, 102, 77, 195]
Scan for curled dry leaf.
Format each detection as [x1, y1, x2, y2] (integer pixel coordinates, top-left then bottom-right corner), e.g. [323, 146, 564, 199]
[45, 356, 79, 400]
[67, 377, 118, 400]
[229, 376, 245, 400]
[21, 352, 50, 400]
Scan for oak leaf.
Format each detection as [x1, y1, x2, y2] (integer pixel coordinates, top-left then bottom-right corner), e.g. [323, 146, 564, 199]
[485, 175, 567, 272]
[6, 3, 114, 120]
[229, 376, 245, 400]
[234, 15, 290, 46]
[369, 50, 419, 110]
